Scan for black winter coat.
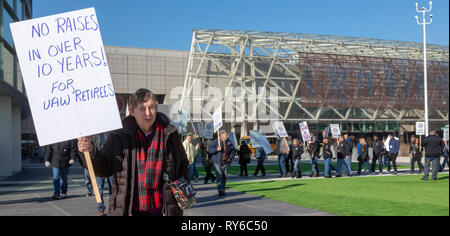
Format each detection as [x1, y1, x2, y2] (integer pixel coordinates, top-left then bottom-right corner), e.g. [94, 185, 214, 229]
[45, 140, 78, 169]
[292, 145, 304, 160]
[78, 113, 189, 216]
[238, 144, 252, 164]
[422, 135, 444, 158]
[358, 144, 369, 162]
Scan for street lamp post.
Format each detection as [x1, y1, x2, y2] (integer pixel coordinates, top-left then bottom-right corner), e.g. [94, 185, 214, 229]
[415, 1, 433, 137]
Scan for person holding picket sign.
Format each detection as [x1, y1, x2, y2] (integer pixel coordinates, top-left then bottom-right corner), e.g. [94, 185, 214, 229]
[208, 130, 236, 197]
[77, 88, 189, 216]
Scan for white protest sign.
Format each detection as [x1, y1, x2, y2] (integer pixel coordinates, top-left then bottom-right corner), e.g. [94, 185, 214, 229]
[299, 121, 311, 143]
[416, 122, 425, 136]
[330, 124, 341, 139]
[10, 8, 122, 146]
[444, 128, 449, 141]
[213, 106, 223, 133]
[273, 121, 288, 138]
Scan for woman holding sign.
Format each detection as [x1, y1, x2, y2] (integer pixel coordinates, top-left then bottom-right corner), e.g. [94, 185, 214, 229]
[77, 89, 189, 216]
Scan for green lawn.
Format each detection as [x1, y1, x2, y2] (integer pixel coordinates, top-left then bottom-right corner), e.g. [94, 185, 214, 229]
[196, 163, 410, 176]
[227, 174, 449, 216]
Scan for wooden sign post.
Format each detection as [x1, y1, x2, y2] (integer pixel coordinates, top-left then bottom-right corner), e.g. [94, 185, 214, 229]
[84, 152, 102, 203]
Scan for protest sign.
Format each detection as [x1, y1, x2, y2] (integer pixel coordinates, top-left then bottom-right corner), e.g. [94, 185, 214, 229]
[204, 122, 214, 139]
[228, 132, 239, 149]
[250, 130, 272, 154]
[213, 106, 223, 133]
[330, 124, 341, 138]
[258, 134, 274, 155]
[10, 8, 122, 146]
[444, 128, 449, 141]
[197, 122, 204, 138]
[11, 8, 123, 204]
[299, 122, 311, 143]
[249, 130, 262, 148]
[213, 106, 223, 148]
[273, 121, 288, 138]
[416, 122, 425, 136]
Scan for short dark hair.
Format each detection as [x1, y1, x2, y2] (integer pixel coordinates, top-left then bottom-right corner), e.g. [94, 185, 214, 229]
[128, 88, 157, 111]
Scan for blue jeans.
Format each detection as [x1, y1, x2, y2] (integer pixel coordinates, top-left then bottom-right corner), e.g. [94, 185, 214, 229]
[189, 163, 199, 180]
[52, 167, 69, 196]
[358, 161, 372, 175]
[97, 176, 113, 212]
[278, 154, 287, 176]
[293, 159, 301, 172]
[336, 159, 346, 176]
[324, 158, 335, 176]
[345, 155, 353, 175]
[213, 162, 230, 193]
[311, 156, 319, 175]
[84, 169, 93, 195]
[383, 156, 391, 172]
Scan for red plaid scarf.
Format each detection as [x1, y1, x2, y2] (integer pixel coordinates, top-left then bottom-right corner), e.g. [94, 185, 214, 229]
[135, 120, 164, 212]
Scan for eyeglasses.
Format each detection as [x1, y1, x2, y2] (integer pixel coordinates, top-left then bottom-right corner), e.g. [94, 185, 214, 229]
[136, 105, 157, 113]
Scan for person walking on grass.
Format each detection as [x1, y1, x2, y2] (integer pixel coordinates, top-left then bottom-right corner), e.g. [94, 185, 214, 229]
[357, 138, 372, 175]
[291, 138, 304, 178]
[421, 130, 444, 181]
[343, 134, 354, 177]
[440, 140, 449, 172]
[308, 136, 321, 177]
[238, 140, 252, 176]
[336, 136, 347, 178]
[45, 140, 78, 200]
[371, 134, 384, 174]
[275, 137, 290, 177]
[253, 147, 267, 177]
[388, 134, 400, 175]
[321, 137, 336, 178]
[286, 137, 294, 176]
[383, 136, 391, 174]
[410, 138, 424, 174]
[208, 130, 236, 197]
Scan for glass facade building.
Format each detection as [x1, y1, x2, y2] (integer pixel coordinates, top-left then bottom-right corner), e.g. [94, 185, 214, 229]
[0, 0, 32, 177]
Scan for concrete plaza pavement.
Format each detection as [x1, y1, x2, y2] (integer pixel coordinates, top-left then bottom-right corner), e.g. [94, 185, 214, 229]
[1, 159, 446, 216]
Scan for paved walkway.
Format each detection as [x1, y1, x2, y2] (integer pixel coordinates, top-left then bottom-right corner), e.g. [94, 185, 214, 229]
[0, 160, 447, 216]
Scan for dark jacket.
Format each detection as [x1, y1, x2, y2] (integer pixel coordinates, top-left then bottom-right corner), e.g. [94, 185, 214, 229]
[208, 138, 236, 164]
[322, 143, 334, 159]
[422, 135, 444, 158]
[411, 145, 423, 159]
[292, 144, 304, 160]
[337, 142, 346, 159]
[238, 144, 252, 164]
[345, 138, 353, 154]
[254, 147, 266, 160]
[309, 141, 320, 158]
[358, 144, 369, 162]
[45, 140, 78, 169]
[78, 113, 189, 216]
[373, 139, 385, 156]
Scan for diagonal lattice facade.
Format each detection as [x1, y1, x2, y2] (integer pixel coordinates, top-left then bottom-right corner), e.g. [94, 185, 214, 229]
[180, 29, 449, 136]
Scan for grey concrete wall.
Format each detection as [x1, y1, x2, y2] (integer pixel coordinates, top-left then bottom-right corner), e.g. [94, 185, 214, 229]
[105, 46, 189, 102]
